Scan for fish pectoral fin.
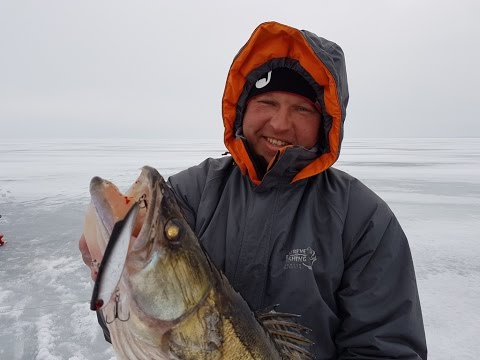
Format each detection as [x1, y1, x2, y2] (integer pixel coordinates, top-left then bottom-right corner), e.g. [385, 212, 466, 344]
[256, 309, 314, 359]
[90, 201, 140, 311]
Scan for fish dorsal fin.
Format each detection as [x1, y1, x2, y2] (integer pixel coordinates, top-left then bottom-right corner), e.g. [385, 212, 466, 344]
[256, 307, 314, 359]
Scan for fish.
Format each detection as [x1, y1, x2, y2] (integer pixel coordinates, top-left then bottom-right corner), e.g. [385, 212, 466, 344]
[82, 166, 313, 359]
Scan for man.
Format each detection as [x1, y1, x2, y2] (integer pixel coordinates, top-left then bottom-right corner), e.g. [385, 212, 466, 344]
[80, 21, 427, 359]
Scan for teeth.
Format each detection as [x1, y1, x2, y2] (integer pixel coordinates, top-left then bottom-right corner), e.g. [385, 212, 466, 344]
[267, 137, 289, 147]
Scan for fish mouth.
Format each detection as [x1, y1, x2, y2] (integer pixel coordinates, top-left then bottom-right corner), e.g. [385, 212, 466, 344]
[88, 166, 166, 257]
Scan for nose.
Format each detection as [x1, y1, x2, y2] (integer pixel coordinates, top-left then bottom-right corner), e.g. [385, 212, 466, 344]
[269, 106, 290, 132]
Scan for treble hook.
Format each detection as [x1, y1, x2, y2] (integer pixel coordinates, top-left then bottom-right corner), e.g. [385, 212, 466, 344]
[105, 288, 130, 324]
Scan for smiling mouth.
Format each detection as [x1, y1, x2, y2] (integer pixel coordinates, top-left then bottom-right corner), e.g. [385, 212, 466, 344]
[266, 137, 290, 147]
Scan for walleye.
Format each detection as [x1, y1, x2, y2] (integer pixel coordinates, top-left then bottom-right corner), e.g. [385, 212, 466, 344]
[82, 166, 313, 359]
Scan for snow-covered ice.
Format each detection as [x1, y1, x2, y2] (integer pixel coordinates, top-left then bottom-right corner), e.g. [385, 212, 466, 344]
[0, 138, 479, 359]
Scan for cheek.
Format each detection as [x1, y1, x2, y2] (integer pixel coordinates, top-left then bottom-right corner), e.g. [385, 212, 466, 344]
[296, 118, 321, 147]
[242, 111, 263, 140]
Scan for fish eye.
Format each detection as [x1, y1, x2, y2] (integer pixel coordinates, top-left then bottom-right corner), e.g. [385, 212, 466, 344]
[165, 219, 181, 241]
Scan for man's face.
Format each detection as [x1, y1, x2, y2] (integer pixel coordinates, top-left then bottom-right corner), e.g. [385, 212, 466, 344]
[243, 91, 321, 163]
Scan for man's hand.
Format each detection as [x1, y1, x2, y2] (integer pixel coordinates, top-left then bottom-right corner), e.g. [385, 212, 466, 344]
[79, 234, 98, 281]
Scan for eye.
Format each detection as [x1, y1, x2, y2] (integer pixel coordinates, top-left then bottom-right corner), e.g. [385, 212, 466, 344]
[295, 105, 313, 113]
[257, 99, 276, 106]
[165, 218, 182, 242]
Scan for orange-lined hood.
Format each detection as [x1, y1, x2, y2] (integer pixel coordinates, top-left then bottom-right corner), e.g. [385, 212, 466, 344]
[222, 21, 349, 185]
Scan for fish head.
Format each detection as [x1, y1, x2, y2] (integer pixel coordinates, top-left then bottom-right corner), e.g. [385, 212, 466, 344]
[126, 166, 214, 326]
[87, 166, 215, 341]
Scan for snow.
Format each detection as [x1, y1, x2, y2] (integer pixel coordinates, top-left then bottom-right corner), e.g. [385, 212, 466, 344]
[1, 138, 479, 359]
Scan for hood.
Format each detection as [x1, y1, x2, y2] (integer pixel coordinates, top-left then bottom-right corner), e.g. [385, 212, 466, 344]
[222, 21, 349, 185]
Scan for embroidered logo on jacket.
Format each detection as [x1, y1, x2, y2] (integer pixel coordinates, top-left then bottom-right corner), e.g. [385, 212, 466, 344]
[284, 247, 317, 270]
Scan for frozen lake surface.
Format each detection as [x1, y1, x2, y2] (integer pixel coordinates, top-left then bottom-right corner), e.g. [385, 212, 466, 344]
[0, 138, 479, 359]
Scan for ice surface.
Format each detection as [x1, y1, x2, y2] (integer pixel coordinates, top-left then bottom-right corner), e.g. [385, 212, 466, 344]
[0, 138, 479, 359]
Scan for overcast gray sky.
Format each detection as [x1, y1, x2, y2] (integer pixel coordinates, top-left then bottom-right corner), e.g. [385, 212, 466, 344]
[1, 0, 479, 139]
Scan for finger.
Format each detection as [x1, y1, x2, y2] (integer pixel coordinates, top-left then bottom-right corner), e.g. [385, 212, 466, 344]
[91, 267, 98, 282]
[79, 234, 98, 281]
[79, 234, 92, 266]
